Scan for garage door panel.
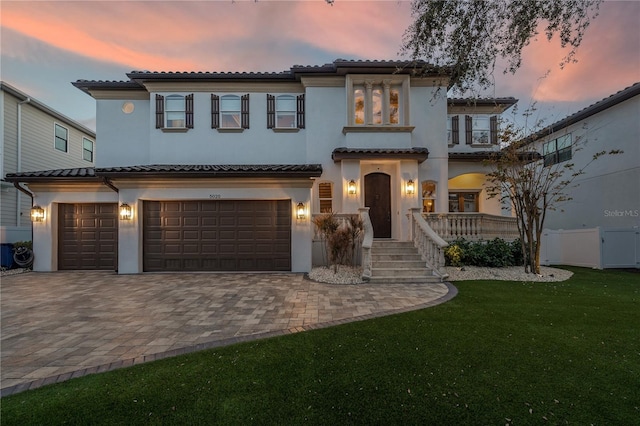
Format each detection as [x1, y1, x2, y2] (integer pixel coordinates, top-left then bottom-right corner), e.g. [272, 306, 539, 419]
[144, 200, 290, 272]
[58, 203, 117, 270]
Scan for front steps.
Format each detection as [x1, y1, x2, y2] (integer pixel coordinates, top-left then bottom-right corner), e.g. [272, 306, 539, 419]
[368, 240, 442, 284]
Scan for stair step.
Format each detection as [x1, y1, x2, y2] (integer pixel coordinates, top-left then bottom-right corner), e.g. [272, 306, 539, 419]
[373, 260, 426, 269]
[367, 276, 442, 284]
[371, 268, 432, 278]
[372, 253, 423, 260]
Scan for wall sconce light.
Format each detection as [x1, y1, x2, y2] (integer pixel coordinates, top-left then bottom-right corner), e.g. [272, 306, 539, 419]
[296, 202, 306, 220]
[119, 203, 133, 220]
[30, 205, 45, 222]
[406, 179, 415, 195]
[347, 179, 357, 195]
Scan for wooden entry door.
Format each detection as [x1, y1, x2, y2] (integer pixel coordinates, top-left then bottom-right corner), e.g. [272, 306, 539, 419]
[365, 173, 391, 238]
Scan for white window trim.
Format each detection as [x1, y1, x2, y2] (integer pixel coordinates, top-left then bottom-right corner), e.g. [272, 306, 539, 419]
[316, 181, 334, 214]
[220, 94, 242, 129]
[346, 74, 410, 127]
[275, 94, 297, 129]
[54, 123, 69, 153]
[165, 94, 186, 129]
[82, 137, 94, 162]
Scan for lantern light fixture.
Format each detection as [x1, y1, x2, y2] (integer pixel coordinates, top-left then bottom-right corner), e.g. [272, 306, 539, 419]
[347, 179, 357, 195]
[119, 203, 133, 220]
[30, 205, 45, 222]
[406, 179, 415, 195]
[296, 202, 306, 220]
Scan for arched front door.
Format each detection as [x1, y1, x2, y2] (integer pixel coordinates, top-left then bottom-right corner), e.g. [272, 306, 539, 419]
[365, 173, 391, 238]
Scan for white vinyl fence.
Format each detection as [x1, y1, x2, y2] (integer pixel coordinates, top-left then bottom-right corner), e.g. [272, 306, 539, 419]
[541, 227, 640, 269]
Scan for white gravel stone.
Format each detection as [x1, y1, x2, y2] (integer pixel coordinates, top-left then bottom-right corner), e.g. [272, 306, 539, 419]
[444, 265, 573, 282]
[308, 265, 573, 284]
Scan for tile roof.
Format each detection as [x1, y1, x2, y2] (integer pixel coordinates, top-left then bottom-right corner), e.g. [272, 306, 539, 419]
[3, 165, 323, 182]
[73, 59, 451, 94]
[332, 147, 429, 163]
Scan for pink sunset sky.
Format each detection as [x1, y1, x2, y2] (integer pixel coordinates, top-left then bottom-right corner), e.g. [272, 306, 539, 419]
[1, 0, 638, 130]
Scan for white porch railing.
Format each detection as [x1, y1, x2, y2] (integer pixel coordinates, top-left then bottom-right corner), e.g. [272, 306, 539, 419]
[423, 213, 519, 242]
[359, 207, 373, 281]
[409, 208, 449, 280]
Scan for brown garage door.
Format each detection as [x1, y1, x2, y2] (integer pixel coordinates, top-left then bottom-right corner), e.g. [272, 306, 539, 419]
[143, 200, 291, 272]
[58, 203, 118, 270]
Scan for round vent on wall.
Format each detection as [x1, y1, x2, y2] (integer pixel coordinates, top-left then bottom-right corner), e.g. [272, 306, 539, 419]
[122, 102, 135, 114]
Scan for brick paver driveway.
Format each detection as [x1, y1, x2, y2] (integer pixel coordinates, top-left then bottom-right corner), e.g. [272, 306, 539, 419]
[1, 271, 455, 396]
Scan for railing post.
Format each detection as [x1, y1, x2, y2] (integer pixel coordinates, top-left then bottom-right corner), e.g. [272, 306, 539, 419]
[359, 207, 373, 281]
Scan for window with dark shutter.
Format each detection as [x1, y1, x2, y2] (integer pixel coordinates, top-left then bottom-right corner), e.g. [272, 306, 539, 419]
[465, 115, 472, 144]
[318, 182, 333, 213]
[156, 94, 165, 128]
[297, 94, 305, 129]
[186, 94, 194, 129]
[267, 94, 276, 129]
[211, 94, 220, 129]
[241, 94, 250, 129]
[490, 115, 498, 144]
[451, 115, 459, 144]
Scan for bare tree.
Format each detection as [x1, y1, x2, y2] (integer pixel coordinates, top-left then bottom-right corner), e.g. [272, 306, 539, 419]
[485, 117, 621, 274]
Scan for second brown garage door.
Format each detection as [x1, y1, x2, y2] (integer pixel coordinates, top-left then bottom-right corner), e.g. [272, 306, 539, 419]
[143, 200, 291, 272]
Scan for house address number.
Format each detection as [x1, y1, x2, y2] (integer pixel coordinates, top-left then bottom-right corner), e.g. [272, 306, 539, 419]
[209, 194, 222, 199]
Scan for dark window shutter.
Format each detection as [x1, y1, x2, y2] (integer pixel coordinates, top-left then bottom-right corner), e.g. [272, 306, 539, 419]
[241, 94, 250, 129]
[155, 94, 164, 129]
[211, 94, 219, 129]
[490, 115, 498, 144]
[185, 94, 194, 129]
[297, 94, 305, 129]
[465, 115, 473, 144]
[267, 94, 275, 129]
[451, 115, 459, 144]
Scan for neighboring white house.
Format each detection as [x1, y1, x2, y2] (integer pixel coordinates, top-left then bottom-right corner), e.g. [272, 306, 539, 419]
[5, 60, 517, 274]
[1, 81, 96, 244]
[527, 82, 640, 268]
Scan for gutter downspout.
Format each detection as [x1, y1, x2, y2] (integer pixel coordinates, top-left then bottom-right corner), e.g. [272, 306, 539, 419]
[13, 181, 34, 199]
[17, 97, 31, 227]
[102, 177, 119, 193]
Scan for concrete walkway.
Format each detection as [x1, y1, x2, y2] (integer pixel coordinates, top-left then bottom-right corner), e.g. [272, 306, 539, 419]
[1, 271, 456, 397]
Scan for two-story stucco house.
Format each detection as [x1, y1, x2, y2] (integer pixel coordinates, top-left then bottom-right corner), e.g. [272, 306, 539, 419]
[526, 82, 640, 269]
[1, 82, 96, 244]
[4, 60, 517, 277]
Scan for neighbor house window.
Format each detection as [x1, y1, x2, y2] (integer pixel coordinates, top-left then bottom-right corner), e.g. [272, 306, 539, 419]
[465, 115, 498, 145]
[54, 124, 68, 152]
[346, 75, 409, 127]
[422, 181, 436, 213]
[211, 94, 249, 129]
[82, 138, 94, 162]
[543, 134, 572, 166]
[318, 182, 333, 213]
[155, 94, 194, 129]
[267, 94, 305, 129]
[449, 192, 479, 212]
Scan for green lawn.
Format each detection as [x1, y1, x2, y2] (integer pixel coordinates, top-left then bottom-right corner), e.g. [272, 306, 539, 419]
[2, 267, 639, 425]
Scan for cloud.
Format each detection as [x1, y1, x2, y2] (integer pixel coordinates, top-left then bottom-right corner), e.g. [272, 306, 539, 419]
[1, 1, 413, 72]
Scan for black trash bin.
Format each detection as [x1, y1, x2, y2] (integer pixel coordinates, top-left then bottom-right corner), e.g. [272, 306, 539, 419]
[1, 243, 15, 269]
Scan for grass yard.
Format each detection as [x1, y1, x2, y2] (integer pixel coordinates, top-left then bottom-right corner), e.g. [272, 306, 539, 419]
[1, 267, 638, 425]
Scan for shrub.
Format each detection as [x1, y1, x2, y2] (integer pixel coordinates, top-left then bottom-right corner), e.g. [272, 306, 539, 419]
[444, 238, 522, 267]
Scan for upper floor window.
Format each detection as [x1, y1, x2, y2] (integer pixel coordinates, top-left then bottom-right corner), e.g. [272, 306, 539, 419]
[347, 75, 409, 127]
[211, 94, 249, 129]
[54, 124, 68, 152]
[267, 94, 305, 129]
[318, 182, 333, 213]
[155, 94, 194, 129]
[543, 134, 572, 166]
[82, 138, 94, 162]
[465, 115, 498, 145]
